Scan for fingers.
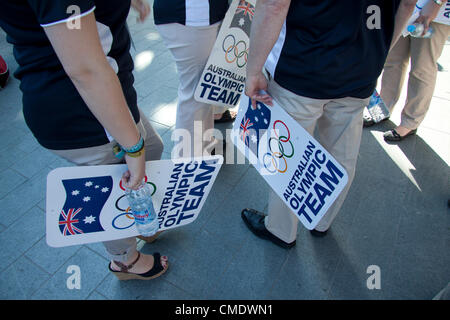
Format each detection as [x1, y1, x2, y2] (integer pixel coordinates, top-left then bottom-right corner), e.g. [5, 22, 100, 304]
[252, 92, 273, 106]
[122, 156, 146, 190]
[122, 173, 142, 190]
[121, 170, 140, 191]
[132, 0, 151, 23]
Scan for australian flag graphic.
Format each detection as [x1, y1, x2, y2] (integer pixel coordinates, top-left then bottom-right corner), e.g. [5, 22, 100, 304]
[59, 176, 113, 236]
[229, 0, 255, 38]
[239, 99, 271, 157]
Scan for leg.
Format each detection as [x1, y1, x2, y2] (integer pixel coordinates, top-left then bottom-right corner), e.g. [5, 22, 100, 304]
[400, 22, 450, 130]
[264, 79, 327, 243]
[380, 35, 411, 112]
[156, 23, 220, 158]
[314, 96, 369, 231]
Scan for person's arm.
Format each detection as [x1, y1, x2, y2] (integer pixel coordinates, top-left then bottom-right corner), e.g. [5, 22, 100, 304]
[415, 0, 447, 34]
[43, 12, 144, 189]
[390, 0, 419, 50]
[245, 0, 291, 109]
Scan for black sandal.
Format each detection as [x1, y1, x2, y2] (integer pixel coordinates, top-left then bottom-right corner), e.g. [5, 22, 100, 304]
[109, 252, 168, 280]
[214, 109, 237, 123]
[383, 128, 417, 142]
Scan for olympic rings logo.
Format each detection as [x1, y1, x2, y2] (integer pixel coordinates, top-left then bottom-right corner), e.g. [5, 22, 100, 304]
[262, 120, 294, 174]
[222, 34, 248, 68]
[111, 177, 157, 230]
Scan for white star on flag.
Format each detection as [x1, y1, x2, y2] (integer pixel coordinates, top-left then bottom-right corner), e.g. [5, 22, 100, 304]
[101, 187, 109, 193]
[239, 18, 245, 27]
[85, 181, 93, 187]
[83, 215, 96, 224]
[95, 185, 99, 189]
[71, 190, 80, 196]
[83, 196, 91, 202]
[254, 116, 259, 122]
[251, 135, 257, 143]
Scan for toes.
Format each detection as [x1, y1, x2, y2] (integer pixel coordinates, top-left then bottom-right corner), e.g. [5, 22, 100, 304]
[161, 255, 168, 268]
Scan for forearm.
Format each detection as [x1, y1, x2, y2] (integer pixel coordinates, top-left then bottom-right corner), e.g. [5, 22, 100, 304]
[69, 64, 140, 149]
[390, 0, 418, 50]
[246, 0, 291, 77]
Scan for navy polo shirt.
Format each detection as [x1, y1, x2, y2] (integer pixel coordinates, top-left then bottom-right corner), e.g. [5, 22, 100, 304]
[265, 0, 402, 99]
[0, 0, 139, 150]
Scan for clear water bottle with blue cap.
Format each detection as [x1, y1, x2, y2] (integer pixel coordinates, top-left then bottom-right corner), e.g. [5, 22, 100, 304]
[407, 23, 434, 38]
[126, 181, 159, 237]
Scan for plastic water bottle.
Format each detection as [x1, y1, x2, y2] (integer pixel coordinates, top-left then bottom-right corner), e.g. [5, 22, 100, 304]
[366, 90, 390, 123]
[407, 23, 434, 38]
[126, 181, 159, 237]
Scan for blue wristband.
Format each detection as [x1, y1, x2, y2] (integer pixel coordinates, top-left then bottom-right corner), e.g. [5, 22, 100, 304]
[113, 135, 144, 159]
[122, 135, 144, 153]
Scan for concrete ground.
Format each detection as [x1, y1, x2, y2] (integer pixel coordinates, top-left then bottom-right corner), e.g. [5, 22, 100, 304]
[0, 7, 448, 300]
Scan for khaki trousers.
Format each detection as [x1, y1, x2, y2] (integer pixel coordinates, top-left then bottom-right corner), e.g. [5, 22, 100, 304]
[48, 109, 164, 262]
[156, 22, 221, 157]
[380, 22, 450, 130]
[264, 80, 370, 243]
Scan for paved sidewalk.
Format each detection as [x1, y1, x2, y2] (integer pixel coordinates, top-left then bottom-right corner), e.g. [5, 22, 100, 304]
[0, 7, 448, 300]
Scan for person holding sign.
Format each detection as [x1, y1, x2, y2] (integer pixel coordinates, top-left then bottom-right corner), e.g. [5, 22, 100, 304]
[240, 0, 417, 247]
[0, 0, 168, 280]
[153, 0, 230, 157]
[366, 0, 450, 142]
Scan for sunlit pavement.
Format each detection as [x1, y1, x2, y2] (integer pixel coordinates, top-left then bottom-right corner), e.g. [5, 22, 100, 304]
[0, 6, 448, 300]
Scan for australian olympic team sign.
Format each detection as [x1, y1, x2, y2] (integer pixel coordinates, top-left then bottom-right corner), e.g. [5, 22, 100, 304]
[231, 96, 348, 230]
[194, 0, 257, 108]
[46, 156, 223, 247]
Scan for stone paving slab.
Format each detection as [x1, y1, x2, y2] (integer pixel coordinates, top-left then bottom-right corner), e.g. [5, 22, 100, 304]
[0, 4, 448, 300]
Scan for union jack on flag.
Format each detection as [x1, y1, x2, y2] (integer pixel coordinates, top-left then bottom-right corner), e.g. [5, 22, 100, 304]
[230, 0, 255, 38]
[236, 0, 255, 20]
[240, 116, 254, 146]
[59, 208, 83, 236]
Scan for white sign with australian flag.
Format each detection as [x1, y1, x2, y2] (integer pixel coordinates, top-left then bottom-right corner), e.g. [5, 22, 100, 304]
[231, 96, 349, 230]
[46, 156, 223, 247]
[194, 0, 257, 108]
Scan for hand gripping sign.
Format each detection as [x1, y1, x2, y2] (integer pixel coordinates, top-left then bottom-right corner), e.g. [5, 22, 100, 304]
[194, 0, 257, 108]
[46, 156, 223, 247]
[403, 0, 450, 36]
[231, 97, 348, 230]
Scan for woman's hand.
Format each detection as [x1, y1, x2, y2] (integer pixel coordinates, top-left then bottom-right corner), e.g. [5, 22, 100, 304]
[122, 151, 146, 190]
[131, 0, 151, 23]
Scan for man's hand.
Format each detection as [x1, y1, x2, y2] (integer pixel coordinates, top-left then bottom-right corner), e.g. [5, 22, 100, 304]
[131, 0, 151, 23]
[245, 72, 273, 110]
[415, 0, 446, 35]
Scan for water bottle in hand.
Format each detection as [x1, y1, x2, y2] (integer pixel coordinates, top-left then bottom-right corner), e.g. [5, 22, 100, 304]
[407, 23, 434, 38]
[367, 90, 390, 123]
[126, 181, 159, 237]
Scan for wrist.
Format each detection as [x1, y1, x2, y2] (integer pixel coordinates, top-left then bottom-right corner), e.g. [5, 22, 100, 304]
[113, 134, 145, 159]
